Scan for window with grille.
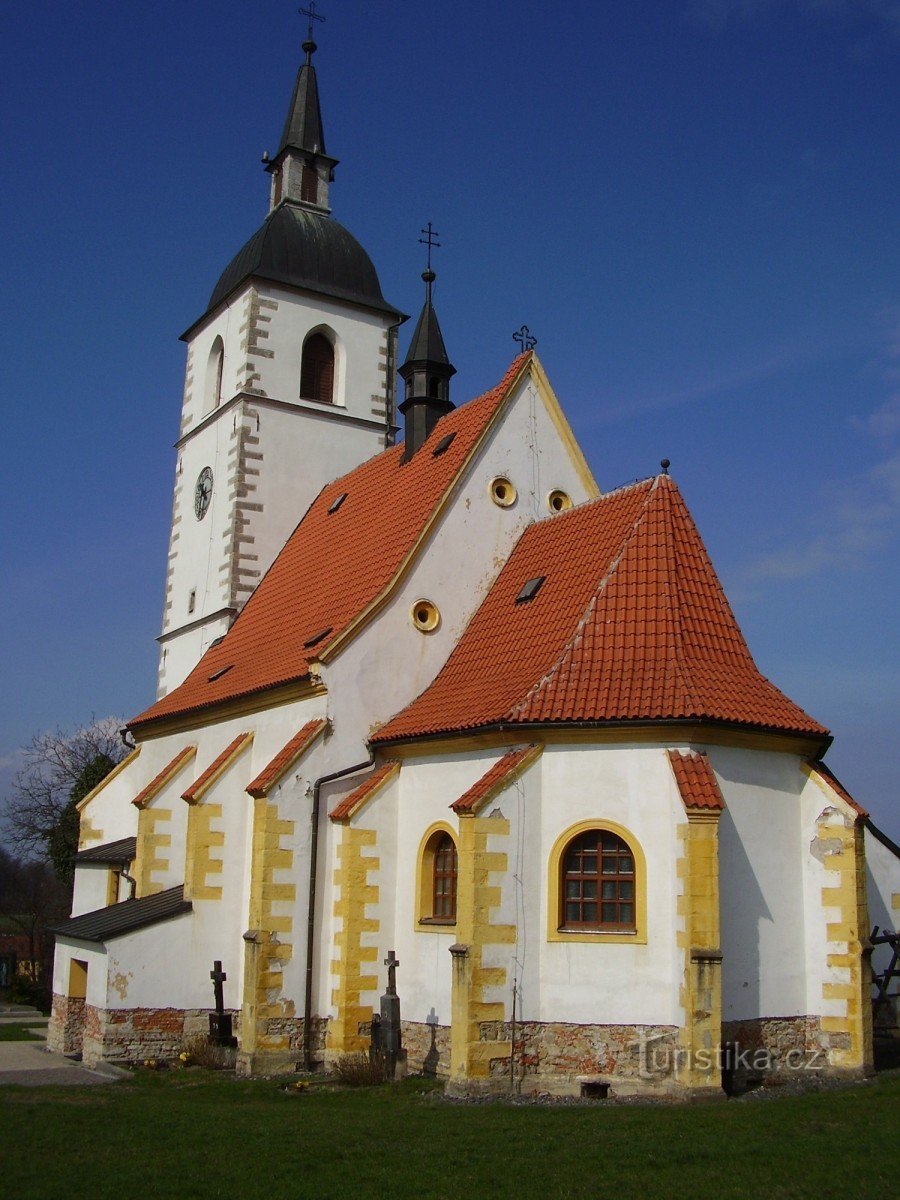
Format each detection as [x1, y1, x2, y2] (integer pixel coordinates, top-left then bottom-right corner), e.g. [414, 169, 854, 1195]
[300, 333, 334, 403]
[561, 830, 635, 931]
[432, 834, 458, 920]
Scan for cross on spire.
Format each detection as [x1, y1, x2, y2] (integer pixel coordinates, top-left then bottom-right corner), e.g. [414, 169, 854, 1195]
[299, 2, 325, 41]
[513, 325, 537, 352]
[418, 222, 441, 272]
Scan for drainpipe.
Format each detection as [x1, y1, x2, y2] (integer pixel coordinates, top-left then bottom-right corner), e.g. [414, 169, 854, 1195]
[385, 322, 402, 448]
[303, 749, 375, 1070]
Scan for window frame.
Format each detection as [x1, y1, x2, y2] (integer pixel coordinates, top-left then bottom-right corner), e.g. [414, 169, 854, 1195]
[300, 331, 335, 404]
[547, 819, 647, 944]
[415, 823, 458, 932]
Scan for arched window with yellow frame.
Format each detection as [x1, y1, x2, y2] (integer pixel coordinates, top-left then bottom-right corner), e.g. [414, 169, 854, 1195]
[415, 823, 458, 930]
[547, 819, 647, 944]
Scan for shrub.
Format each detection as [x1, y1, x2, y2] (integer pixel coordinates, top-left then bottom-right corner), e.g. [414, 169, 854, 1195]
[179, 1034, 237, 1071]
[333, 1051, 390, 1086]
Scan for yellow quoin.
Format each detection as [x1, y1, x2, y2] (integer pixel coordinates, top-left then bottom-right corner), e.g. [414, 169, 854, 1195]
[675, 810, 723, 1094]
[816, 810, 874, 1074]
[328, 826, 380, 1056]
[240, 798, 296, 1069]
[449, 813, 516, 1089]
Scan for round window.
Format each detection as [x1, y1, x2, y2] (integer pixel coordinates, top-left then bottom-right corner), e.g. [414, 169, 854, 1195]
[411, 600, 440, 633]
[489, 477, 517, 508]
[547, 489, 573, 513]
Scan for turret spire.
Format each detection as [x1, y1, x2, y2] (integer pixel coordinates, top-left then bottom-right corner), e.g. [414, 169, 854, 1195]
[265, 5, 337, 214]
[399, 224, 456, 462]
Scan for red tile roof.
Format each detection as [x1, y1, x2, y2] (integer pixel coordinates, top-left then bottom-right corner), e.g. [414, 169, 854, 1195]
[246, 720, 328, 798]
[451, 745, 541, 814]
[329, 760, 400, 822]
[181, 733, 252, 803]
[131, 745, 196, 809]
[130, 355, 531, 732]
[375, 475, 828, 743]
[667, 750, 725, 812]
[805, 759, 868, 818]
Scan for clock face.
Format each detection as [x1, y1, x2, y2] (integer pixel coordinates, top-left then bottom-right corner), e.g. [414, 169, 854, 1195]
[194, 467, 213, 520]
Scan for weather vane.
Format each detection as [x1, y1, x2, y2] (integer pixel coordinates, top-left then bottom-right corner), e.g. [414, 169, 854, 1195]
[299, 2, 325, 42]
[513, 325, 537, 352]
[418, 222, 441, 272]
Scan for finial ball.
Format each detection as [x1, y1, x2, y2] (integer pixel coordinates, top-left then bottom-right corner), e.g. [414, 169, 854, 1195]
[422, 268, 436, 284]
[660, 458, 671, 474]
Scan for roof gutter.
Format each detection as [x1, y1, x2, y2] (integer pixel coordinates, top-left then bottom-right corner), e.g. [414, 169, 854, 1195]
[302, 749, 376, 1070]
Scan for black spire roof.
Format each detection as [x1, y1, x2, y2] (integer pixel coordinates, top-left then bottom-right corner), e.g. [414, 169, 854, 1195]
[278, 39, 328, 158]
[403, 271, 452, 369]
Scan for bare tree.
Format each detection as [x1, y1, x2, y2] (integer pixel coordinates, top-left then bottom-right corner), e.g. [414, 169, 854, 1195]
[2, 717, 127, 879]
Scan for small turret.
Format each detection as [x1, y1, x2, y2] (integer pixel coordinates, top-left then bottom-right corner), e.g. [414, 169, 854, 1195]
[399, 224, 456, 462]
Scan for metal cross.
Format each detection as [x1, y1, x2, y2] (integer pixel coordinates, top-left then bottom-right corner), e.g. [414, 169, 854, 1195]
[384, 950, 400, 995]
[418, 222, 441, 271]
[513, 325, 537, 352]
[299, 2, 325, 40]
[210, 960, 227, 1014]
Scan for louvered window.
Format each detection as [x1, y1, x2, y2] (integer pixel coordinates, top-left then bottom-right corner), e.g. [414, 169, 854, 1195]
[300, 333, 334, 403]
[301, 164, 318, 204]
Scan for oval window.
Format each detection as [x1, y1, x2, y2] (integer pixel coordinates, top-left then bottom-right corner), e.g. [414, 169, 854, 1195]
[489, 477, 517, 508]
[547, 489, 573, 513]
[411, 600, 440, 632]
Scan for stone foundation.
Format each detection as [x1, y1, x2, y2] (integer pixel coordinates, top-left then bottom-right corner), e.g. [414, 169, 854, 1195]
[446, 1021, 681, 1097]
[721, 1015, 831, 1088]
[59, 1004, 243, 1067]
[47, 993, 85, 1056]
[236, 1016, 329, 1076]
[401, 1020, 451, 1078]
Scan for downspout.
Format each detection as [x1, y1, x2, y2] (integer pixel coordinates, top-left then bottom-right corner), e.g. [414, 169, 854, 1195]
[385, 322, 401, 448]
[303, 749, 375, 1070]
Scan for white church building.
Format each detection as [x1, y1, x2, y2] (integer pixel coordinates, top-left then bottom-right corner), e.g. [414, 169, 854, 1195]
[49, 31, 898, 1097]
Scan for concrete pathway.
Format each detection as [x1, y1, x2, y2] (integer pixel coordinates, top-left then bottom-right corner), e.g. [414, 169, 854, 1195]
[0, 1038, 126, 1087]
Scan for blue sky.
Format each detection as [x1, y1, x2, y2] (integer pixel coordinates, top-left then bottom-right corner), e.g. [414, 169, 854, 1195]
[1, 0, 898, 835]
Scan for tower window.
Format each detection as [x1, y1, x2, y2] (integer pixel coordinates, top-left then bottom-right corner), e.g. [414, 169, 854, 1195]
[300, 333, 335, 404]
[205, 336, 225, 412]
[301, 163, 318, 205]
[428, 377, 440, 398]
[272, 169, 283, 207]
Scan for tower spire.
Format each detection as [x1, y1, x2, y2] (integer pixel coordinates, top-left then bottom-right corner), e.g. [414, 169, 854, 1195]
[399, 224, 456, 462]
[266, 5, 337, 214]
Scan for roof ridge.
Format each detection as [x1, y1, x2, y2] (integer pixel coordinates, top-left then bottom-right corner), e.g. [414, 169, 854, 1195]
[508, 477, 661, 720]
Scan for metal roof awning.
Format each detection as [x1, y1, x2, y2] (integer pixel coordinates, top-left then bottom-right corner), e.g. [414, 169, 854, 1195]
[51, 885, 191, 945]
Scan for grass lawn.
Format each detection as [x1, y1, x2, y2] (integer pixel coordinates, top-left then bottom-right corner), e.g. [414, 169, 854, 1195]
[0, 1023, 47, 1041]
[1, 1071, 897, 1200]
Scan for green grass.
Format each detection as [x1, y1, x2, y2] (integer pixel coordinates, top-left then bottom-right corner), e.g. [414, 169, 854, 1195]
[0, 1023, 46, 1041]
[1, 1071, 897, 1200]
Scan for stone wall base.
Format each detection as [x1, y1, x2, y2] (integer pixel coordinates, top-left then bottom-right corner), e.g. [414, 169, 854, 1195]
[47, 993, 85, 1056]
[71, 1005, 241, 1067]
[236, 1016, 329, 1076]
[401, 1020, 450, 1078]
[721, 1015, 833, 1089]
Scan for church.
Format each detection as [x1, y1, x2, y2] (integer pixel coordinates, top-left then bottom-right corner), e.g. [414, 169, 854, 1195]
[48, 28, 898, 1097]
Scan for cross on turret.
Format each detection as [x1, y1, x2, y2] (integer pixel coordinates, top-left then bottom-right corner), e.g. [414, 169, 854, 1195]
[418, 222, 441, 273]
[513, 325, 537, 352]
[299, 2, 325, 44]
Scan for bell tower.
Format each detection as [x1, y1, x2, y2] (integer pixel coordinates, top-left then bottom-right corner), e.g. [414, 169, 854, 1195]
[156, 20, 405, 698]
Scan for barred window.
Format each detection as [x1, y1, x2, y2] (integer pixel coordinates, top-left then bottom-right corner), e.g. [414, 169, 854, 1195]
[561, 830, 635, 931]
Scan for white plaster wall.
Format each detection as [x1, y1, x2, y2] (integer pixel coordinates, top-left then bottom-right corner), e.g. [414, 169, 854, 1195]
[538, 744, 683, 1027]
[323, 370, 596, 763]
[52, 941, 108, 1006]
[711, 745, 809, 1020]
[865, 825, 900, 984]
[70, 865, 114, 918]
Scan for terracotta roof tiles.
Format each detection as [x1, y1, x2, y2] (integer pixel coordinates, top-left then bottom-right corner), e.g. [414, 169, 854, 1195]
[667, 750, 725, 812]
[130, 355, 531, 732]
[375, 475, 827, 743]
[451, 745, 541, 814]
[246, 720, 328, 798]
[181, 733, 253, 803]
[329, 761, 399, 822]
[131, 745, 197, 808]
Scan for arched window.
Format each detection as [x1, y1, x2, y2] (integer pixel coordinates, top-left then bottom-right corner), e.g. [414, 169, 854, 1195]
[432, 834, 458, 920]
[272, 169, 283, 207]
[300, 332, 334, 404]
[205, 336, 225, 412]
[547, 821, 647, 943]
[416, 825, 458, 928]
[562, 830, 635, 931]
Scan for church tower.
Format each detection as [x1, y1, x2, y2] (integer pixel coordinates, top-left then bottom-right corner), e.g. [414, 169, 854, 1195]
[157, 26, 405, 697]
